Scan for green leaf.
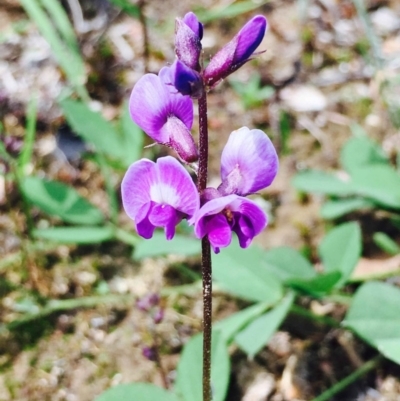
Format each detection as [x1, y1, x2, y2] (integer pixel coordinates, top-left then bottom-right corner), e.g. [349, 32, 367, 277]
[351, 165, 400, 209]
[344, 281, 400, 364]
[133, 232, 201, 260]
[60, 99, 124, 161]
[373, 232, 400, 255]
[215, 302, 272, 343]
[94, 383, 179, 401]
[195, 0, 269, 22]
[234, 293, 294, 358]
[33, 226, 114, 244]
[212, 241, 283, 303]
[321, 198, 374, 219]
[287, 271, 342, 296]
[263, 246, 316, 282]
[107, 0, 140, 18]
[318, 222, 361, 287]
[20, 0, 87, 100]
[292, 170, 353, 196]
[21, 176, 104, 225]
[175, 330, 230, 401]
[118, 102, 144, 167]
[340, 136, 388, 173]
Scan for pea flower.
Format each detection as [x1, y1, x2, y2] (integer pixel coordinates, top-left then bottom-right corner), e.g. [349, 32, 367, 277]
[190, 127, 278, 253]
[129, 69, 198, 163]
[175, 11, 203, 71]
[121, 156, 199, 240]
[203, 15, 267, 88]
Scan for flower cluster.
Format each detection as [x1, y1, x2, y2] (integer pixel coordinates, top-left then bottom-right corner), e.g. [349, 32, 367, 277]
[122, 12, 278, 253]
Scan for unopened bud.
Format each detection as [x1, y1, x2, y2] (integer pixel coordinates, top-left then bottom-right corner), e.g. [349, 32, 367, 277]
[203, 16, 267, 88]
[175, 12, 203, 71]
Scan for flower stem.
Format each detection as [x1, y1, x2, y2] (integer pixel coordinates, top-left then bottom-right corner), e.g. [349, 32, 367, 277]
[198, 93, 212, 401]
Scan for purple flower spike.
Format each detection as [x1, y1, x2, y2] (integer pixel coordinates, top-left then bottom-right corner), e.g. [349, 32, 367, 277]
[203, 15, 267, 88]
[218, 127, 278, 196]
[122, 156, 199, 240]
[190, 194, 267, 253]
[130, 72, 198, 163]
[175, 12, 203, 71]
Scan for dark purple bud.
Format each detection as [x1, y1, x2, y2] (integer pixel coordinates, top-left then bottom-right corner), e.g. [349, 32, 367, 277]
[183, 12, 203, 40]
[167, 60, 204, 98]
[203, 16, 267, 88]
[175, 12, 203, 71]
[153, 307, 164, 324]
[142, 346, 157, 361]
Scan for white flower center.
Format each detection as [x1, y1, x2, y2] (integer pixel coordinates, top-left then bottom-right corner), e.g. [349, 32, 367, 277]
[150, 183, 179, 206]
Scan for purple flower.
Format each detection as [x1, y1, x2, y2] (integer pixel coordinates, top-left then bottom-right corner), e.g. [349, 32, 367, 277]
[162, 60, 204, 99]
[190, 127, 278, 253]
[218, 127, 278, 196]
[175, 12, 203, 71]
[129, 71, 198, 163]
[191, 194, 267, 253]
[121, 156, 199, 240]
[203, 16, 267, 88]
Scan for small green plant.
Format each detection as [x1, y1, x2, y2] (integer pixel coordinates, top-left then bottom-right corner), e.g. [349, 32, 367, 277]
[229, 73, 274, 110]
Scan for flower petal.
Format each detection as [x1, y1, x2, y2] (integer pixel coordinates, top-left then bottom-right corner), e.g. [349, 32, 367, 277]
[235, 16, 267, 63]
[154, 156, 199, 217]
[149, 204, 180, 240]
[190, 194, 237, 238]
[219, 127, 278, 195]
[230, 197, 268, 248]
[206, 214, 232, 253]
[121, 159, 156, 221]
[129, 73, 193, 143]
[182, 12, 203, 39]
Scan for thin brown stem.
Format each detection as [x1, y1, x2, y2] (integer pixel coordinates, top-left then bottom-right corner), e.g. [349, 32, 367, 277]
[198, 94, 209, 193]
[152, 332, 170, 389]
[201, 237, 212, 401]
[138, 0, 149, 73]
[197, 93, 212, 401]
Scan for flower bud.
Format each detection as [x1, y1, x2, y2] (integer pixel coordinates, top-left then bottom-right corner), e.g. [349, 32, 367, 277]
[203, 16, 267, 88]
[175, 12, 203, 71]
[166, 60, 204, 98]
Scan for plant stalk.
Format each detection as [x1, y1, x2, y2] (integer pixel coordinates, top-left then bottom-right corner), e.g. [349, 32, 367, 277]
[310, 355, 382, 401]
[198, 93, 212, 401]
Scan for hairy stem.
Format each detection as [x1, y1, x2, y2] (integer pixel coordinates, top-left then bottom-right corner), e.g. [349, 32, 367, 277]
[198, 93, 212, 401]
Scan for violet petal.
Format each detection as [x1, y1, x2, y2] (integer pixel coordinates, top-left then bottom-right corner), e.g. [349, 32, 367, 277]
[206, 214, 232, 253]
[129, 73, 193, 143]
[154, 156, 199, 217]
[149, 204, 179, 240]
[183, 11, 203, 39]
[219, 127, 278, 196]
[235, 16, 267, 64]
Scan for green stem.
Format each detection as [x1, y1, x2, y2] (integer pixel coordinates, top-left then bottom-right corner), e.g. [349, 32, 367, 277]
[290, 304, 341, 328]
[310, 355, 382, 401]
